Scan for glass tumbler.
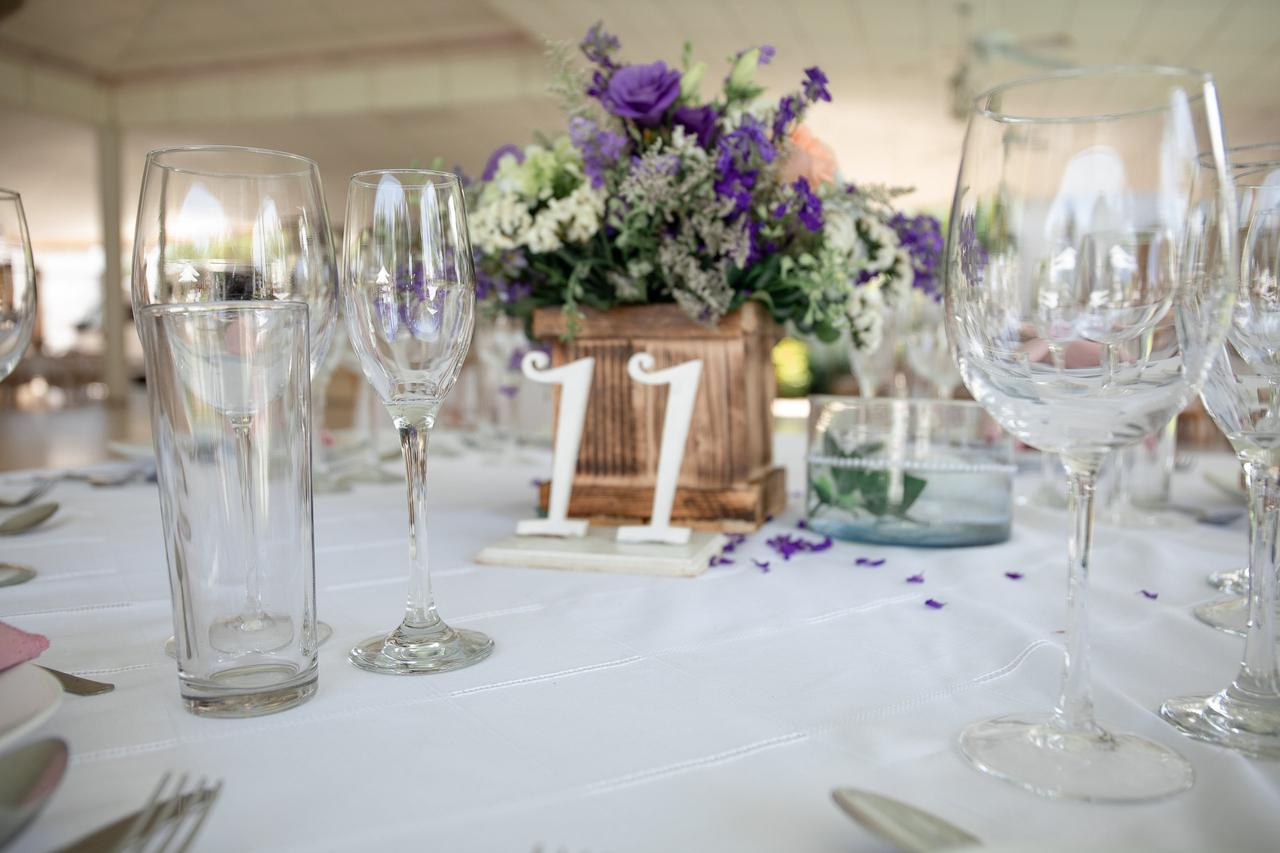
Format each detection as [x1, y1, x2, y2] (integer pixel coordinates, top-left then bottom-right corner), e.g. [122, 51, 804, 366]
[141, 301, 318, 717]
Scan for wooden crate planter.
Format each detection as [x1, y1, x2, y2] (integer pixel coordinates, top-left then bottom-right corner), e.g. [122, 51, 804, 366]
[532, 302, 786, 532]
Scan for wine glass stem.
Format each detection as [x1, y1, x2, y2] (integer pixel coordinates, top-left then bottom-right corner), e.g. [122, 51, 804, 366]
[397, 416, 438, 629]
[1237, 459, 1280, 695]
[231, 415, 265, 620]
[1057, 459, 1100, 734]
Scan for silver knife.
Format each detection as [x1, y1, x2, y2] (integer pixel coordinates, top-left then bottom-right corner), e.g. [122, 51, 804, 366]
[832, 788, 981, 852]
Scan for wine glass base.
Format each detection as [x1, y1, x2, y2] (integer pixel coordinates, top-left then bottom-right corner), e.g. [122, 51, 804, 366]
[164, 620, 332, 659]
[959, 713, 1193, 802]
[1161, 695, 1280, 760]
[1193, 597, 1280, 638]
[349, 620, 493, 675]
[209, 611, 295, 654]
[1207, 568, 1247, 595]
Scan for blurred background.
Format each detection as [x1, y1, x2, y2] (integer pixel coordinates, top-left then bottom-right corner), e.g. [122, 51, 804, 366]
[1, 0, 1276, 468]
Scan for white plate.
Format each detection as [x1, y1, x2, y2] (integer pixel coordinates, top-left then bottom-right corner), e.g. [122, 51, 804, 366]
[0, 664, 62, 752]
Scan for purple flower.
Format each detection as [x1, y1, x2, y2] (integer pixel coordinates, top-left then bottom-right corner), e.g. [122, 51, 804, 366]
[890, 213, 944, 300]
[481, 144, 523, 181]
[758, 45, 776, 65]
[1005, 571, 1024, 580]
[569, 116, 627, 188]
[924, 599, 946, 610]
[580, 21, 620, 69]
[796, 519, 807, 529]
[803, 67, 831, 102]
[498, 384, 519, 399]
[710, 554, 734, 566]
[752, 558, 771, 573]
[602, 62, 681, 125]
[855, 557, 886, 567]
[714, 115, 775, 217]
[1140, 589, 1159, 600]
[906, 573, 925, 584]
[673, 104, 718, 148]
[765, 532, 831, 561]
[772, 95, 799, 142]
[792, 177, 824, 232]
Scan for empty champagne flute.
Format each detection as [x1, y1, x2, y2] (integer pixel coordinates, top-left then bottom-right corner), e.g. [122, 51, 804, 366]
[341, 169, 493, 674]
[946, 67, 1235, 801]
[1161, 165, 1280, 757]
[0, 189, 36, 382]
[132, 146, 338, 655]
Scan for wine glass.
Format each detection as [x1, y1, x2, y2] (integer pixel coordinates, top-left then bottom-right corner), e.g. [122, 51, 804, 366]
[0, 189, 36, 382]
[1198, 143, 1280, 607]
[341, 169, 492, 674]
[945, 67, 1235, 801]
[132, 146, 338, 655]
[849, 304, 903, 398]
[903, 294, 960, 398]
[1161, 165, 1280, 758]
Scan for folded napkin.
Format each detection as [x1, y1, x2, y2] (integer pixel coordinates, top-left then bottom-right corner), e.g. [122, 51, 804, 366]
[0, 621, 49, 672]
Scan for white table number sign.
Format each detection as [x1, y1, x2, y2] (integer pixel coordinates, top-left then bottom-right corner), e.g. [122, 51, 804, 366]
[616, 353, 702, 546]
[515, 351, 594, 537]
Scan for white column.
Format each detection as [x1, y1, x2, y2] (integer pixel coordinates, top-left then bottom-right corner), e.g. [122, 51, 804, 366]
[96, 122, 128, 403]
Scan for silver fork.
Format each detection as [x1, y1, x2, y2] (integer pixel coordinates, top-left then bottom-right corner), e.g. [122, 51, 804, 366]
[115, 773, 223, 852]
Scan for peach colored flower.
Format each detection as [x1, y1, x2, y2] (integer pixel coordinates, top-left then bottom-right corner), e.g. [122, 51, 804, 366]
[780, 125, 837, 187]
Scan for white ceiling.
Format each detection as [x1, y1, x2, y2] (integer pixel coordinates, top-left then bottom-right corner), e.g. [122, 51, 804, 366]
[2, 0, 1279, 248]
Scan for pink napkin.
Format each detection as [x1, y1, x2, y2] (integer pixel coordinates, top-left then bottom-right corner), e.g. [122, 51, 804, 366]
[0, 621, 49, 672]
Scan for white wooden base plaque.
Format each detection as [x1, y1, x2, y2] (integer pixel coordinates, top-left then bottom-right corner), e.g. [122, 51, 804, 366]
[475, 526, 727, 578]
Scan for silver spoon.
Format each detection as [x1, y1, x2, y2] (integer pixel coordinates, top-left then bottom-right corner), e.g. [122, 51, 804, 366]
[0, 478, 55, 509]
[0, 503, 59, 535]
[832, 788, 980, 852]
[0, 737, 69, 848]
[0, 563, 36, 587]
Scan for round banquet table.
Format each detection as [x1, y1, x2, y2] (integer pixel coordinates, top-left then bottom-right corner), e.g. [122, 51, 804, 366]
[4, 430, 1279, 852]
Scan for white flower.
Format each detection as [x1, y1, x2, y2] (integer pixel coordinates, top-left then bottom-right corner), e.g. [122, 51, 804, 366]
[822, 207, 862, 260]
[523, 208, 563, 254]
[471, 191, 533, 254]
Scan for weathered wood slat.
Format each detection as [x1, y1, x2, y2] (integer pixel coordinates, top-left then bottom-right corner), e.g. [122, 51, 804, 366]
[532, 302, 785, 530]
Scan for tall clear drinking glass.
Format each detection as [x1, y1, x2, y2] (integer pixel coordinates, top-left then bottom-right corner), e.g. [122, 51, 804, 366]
[342, 169, 492, 674]
[141, 301, 317, 717]
[0, 189, 36, 382]
[1161, 166, 1280, 757]
[946, 67, 1236, 801]
[132, 146, 337, 653]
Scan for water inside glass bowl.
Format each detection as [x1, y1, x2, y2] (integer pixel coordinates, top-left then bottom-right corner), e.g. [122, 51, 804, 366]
[805, 397, 1015, 547]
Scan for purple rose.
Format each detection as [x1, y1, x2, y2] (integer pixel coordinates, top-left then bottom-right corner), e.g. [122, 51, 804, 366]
[673, 104, 718, 147]
[603, 62, 681, 126]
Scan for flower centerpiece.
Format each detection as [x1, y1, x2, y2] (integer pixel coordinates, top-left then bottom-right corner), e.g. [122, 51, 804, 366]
[468, 23, 942, 530]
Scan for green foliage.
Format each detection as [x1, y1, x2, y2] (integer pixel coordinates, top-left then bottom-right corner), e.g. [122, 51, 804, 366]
[809, 432, 927, 519]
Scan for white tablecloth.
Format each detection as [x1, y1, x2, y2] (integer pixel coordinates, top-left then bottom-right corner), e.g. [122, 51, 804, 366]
[4, 433, 1279, 852]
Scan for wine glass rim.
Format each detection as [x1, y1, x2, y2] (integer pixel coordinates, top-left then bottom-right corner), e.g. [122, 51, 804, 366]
[348, 168, 463, 188]
[145, 145, 319, 178]
[972, 64, 1213, 125]
[140, 299, 310, 319]
[1233, 165, 1280, 189]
